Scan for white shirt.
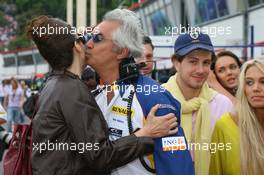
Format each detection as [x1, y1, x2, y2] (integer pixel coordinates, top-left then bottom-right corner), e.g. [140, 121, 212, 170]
[0, 83, 4, 97]
[0, 104, 7, 121]
[95, 85, 153, 175]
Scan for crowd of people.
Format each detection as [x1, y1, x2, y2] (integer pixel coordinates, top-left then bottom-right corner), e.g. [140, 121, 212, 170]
[0, 8, 263, 175]
[0, 14, 16, 47]
[0, 77, 29, 162]
[0, 78, 32, 130]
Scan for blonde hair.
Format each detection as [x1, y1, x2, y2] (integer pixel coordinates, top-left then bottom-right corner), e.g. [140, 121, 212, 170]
[10, 78, 18, 90]
[236, 58, 264, 175]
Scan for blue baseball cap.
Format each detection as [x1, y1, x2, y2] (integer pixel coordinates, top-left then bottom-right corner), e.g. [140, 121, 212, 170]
[174, 32, 214, 56]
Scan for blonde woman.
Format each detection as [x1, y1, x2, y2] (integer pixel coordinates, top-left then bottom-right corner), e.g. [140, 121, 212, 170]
[3, 78, 24, 132]
[209, 58, 264, 175]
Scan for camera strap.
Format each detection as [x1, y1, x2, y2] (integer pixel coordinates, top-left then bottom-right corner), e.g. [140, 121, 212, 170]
[126, 83, 156, 174]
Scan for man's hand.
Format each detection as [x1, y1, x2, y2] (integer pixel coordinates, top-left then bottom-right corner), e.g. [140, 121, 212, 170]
[135, 104, 178, 138]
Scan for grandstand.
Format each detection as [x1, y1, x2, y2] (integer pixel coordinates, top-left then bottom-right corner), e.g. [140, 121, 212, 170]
[130, 0, 264, 62]
[0, 47, 49, 80]
[1, 0, 264, 79]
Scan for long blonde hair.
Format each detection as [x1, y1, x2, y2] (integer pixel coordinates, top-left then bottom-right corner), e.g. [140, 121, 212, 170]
[236, 58, 264, 175]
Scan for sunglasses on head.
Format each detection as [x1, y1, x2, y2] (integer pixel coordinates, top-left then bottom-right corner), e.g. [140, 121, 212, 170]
[77, 33, 105, 44]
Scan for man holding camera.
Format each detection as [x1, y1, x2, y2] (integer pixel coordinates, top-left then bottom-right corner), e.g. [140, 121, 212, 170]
[85, 9, 194, 175]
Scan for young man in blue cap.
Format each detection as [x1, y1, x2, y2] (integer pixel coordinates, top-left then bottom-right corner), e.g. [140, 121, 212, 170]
[163, 32, 235, 175]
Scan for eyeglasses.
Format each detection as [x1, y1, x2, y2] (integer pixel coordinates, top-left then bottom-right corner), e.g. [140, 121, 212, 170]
[77, 33, 108, 44]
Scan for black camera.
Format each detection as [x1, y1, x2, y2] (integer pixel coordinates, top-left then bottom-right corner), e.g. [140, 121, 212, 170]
[119, 56, 146, 84]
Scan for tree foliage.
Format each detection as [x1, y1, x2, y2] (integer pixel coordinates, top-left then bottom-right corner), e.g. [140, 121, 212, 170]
[0, 0, 131, 50]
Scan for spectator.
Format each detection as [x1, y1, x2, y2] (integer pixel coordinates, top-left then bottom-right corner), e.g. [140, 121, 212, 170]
[163, 32, 235, 175]
[3, 79, 11, 98]
[135, 36, 155, 77]
[3, 78, 24, 132]
[0, 81, 4, 105]
[209, 58, 264, 175]
[0, 104, 12, 161]
[208, 51, 242, 104]
[0, 101, 7, 125]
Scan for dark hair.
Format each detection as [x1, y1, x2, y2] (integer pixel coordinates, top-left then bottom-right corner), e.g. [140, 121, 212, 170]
[143, 36, 154, 50]
[211, 50, 242, 71]
[171, 51, 216, 64]
[171, 53, 184, 62]
[26, 15, 76, 70]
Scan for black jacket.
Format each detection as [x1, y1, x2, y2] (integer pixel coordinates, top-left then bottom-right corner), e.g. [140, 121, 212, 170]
[32, 70, 153, 175]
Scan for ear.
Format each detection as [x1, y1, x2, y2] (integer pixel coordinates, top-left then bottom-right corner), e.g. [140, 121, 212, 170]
[73, 41, 85, 62]
[116, 48, 129, 61]
[74, 41, 83, 54]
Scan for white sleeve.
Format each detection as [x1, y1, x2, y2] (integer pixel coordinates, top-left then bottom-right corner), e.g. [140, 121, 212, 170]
[0, 104, 7, 121]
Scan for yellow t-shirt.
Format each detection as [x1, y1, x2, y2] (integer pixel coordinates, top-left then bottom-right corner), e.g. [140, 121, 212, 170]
[209, 113, 240, 175]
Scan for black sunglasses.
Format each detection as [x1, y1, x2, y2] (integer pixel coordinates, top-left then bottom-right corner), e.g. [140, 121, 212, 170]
[77, 33, 105, 44]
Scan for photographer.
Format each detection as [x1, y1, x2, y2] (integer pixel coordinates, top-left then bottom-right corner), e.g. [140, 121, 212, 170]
[85, 9, 194, 175]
